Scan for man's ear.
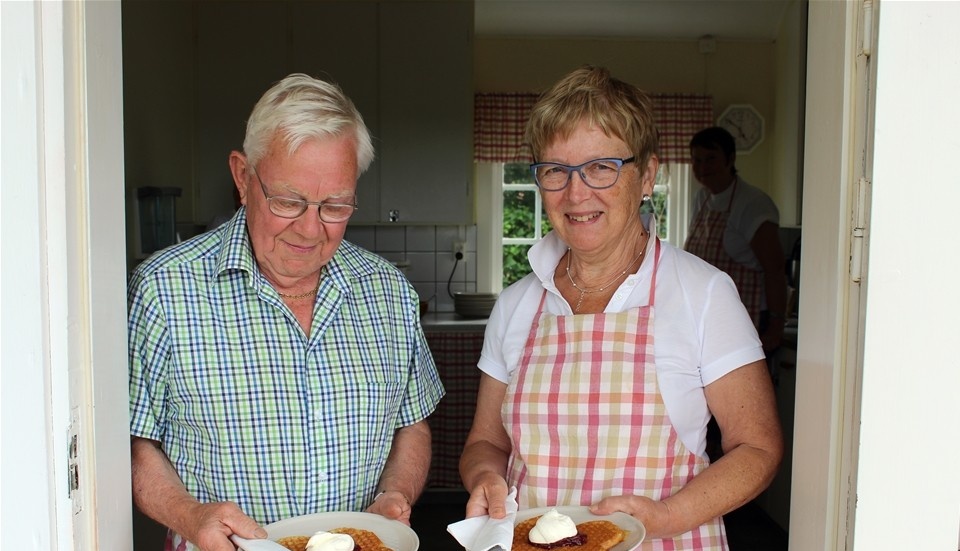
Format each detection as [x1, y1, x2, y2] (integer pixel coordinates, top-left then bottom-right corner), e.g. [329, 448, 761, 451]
[228, 151, 249, 206]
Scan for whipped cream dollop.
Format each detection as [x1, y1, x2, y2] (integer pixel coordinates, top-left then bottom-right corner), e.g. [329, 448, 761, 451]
[305, 530, 355, 551]
[528, 508, 578, 544]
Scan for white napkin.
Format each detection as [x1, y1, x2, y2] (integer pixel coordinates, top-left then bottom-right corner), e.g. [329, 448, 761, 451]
[446, 487, 519, 551]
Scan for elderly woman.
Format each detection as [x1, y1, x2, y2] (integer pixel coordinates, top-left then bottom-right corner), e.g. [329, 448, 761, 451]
[459, 66, 782, 549]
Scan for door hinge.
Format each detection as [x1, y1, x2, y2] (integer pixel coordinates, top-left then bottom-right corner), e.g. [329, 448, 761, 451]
[68, 409, 82, 514]
[850, 177, 870, 283]
[861, 0, 875, 58]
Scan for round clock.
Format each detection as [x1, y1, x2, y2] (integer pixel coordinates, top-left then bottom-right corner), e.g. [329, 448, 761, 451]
[717, 104, 765, 153]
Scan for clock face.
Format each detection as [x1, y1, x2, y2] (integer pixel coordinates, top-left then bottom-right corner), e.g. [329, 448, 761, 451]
[718, 105, 764, 153]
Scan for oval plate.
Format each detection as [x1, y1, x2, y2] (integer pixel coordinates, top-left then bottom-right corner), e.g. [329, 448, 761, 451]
[264, 511, 419, 551]
[515, 506, 645, 551]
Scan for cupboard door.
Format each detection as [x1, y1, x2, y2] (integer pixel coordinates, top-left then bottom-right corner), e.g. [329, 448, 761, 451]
[378, 1, 474, 224]
[196, 1, 290, 225]
[289, 2, 380, 224]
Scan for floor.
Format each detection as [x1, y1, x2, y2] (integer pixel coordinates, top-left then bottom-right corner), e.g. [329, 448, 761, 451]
[411, 489, 788, 551]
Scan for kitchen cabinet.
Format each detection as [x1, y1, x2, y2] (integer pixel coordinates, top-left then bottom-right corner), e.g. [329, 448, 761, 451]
[376, 1, 474, 225]
[288, 2, 381, 224]
[424, 330, 484, 488]
[199, 1, 473, 225]
[124, 1, 473, 232]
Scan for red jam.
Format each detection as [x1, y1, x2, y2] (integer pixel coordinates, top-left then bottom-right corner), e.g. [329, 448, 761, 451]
[529, 532, 587, 549]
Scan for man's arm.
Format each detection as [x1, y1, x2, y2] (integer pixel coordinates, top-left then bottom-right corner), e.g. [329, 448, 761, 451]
[131, 436, 266, 551]
[366, 420, 432, 525]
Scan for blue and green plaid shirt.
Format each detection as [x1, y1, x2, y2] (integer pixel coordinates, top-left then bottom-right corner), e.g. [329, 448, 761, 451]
[128, 208, 443, 524]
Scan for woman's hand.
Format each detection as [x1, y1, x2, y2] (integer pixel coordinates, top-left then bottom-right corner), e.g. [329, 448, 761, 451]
[464, 472, 510, 519]
[589, 494, 674, 539]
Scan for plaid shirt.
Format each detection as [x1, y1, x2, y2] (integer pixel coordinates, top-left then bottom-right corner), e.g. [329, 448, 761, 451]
[128, 208, 443, 524]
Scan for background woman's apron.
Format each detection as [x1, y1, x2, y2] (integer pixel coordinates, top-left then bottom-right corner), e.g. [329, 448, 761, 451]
[502, 240, 727, 550]
[684, 180, 763, 327]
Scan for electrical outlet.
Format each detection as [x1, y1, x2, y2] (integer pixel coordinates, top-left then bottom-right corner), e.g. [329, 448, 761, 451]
[453, 241, 466, 256]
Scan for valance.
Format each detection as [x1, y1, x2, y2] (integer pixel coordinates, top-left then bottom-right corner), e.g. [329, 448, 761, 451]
[474, 92, 714, 164]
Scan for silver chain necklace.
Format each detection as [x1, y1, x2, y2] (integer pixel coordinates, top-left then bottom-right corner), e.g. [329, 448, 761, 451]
[565, 238, 647, 313]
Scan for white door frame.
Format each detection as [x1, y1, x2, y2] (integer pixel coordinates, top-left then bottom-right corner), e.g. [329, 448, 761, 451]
[1, 1, 131, 549]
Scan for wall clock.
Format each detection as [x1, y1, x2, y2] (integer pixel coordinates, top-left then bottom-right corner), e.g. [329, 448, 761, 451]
[717, 104, 765, 153]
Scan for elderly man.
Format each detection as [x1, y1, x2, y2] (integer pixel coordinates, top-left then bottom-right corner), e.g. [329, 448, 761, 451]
[128, 74, 443, 551]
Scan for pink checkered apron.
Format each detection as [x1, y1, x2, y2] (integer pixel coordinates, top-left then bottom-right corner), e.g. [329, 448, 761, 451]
[684, 181, 763, 328]
[503, 239, 727, 550]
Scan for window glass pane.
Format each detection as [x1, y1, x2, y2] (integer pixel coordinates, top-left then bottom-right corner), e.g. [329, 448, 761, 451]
[503, 189, 536, 239]
[503, 244, 532, 287]
[644, 166, 670, 239]
[504, 163, 534, 184]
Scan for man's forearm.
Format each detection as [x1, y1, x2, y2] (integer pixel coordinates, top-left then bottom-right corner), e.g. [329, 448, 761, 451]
[375, 420, 432, 504]
[131, 436, 199, 534]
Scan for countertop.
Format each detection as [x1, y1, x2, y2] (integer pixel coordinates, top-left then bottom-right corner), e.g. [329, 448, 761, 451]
[420, 312, 488, 332]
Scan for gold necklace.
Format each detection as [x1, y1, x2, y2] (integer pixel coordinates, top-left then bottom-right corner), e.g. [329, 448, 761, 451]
[565, 237, 647, 313]
[277, 283, 320, 300]
[277, 268, 324, 300]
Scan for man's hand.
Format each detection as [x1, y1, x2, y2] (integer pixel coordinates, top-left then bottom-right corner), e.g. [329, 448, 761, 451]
[182, 500, 267, 551]
[365, 491, 413, 525]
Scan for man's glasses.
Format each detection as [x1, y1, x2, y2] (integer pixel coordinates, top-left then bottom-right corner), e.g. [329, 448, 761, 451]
[253, 167, 358, 223]
[530, 156, 636, 191]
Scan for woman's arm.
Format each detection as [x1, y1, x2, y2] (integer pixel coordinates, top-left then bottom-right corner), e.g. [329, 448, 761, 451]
[460, 373, 513, 519]
[591, 360, 783, 538]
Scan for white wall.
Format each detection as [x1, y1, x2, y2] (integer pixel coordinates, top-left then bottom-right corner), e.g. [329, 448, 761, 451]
[796, 1, 960, 549]
[853, 1, 960, 549]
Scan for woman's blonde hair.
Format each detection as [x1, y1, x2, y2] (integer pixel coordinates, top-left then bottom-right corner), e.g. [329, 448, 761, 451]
[525, 66, 659, 164]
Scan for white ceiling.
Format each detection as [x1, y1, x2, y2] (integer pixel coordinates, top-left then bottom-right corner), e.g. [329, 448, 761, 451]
[474, 0, 794, 41]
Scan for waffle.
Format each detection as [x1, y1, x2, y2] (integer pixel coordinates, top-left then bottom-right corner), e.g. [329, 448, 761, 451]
[513, 516, 625, 551]
[274, 527, 393, 551]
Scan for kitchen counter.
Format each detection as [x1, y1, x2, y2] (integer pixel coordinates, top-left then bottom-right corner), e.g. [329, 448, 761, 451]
[420, 312, 488, 332]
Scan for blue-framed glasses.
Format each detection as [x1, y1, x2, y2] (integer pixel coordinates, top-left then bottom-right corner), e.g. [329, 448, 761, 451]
[530, 156, 636, 191]
[253, 167, 358, 223]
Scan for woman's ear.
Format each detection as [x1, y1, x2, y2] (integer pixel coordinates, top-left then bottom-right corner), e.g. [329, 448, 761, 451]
[228, 151, 249, 206]
[641, 154, 660, 198]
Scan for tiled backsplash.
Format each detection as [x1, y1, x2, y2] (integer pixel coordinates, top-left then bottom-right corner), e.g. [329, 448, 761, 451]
[344, 225, 478, 313]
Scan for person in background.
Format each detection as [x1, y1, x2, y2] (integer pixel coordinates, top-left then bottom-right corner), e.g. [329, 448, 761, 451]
[685, 126, 788, 355]
[128, 73, 444, 551]
[459, 66, 782, 549]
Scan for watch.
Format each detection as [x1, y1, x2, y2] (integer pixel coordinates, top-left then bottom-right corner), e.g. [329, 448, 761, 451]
[717, 104, 765, 153]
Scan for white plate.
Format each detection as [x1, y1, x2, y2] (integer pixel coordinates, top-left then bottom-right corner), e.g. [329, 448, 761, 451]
[514, 506, 645, 551]
[264, 511, 419, 551]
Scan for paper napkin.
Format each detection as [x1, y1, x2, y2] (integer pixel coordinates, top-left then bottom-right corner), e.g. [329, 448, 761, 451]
[446, 487, 519, 551]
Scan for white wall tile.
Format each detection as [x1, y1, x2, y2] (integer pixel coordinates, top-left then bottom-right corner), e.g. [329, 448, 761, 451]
[345, 226, 375, 251]
[406, 226, 436, 251]
[376, 226, 406, 251]
[406, 252, 436, 283]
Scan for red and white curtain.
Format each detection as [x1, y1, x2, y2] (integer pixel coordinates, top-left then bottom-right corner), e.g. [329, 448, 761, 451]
[474, 92, 714, 164]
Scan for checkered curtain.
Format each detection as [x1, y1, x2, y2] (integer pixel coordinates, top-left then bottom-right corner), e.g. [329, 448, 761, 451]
[652, 93, 715, 163]
[474, 93, 539, 163]
[473, 92, 713, 164]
